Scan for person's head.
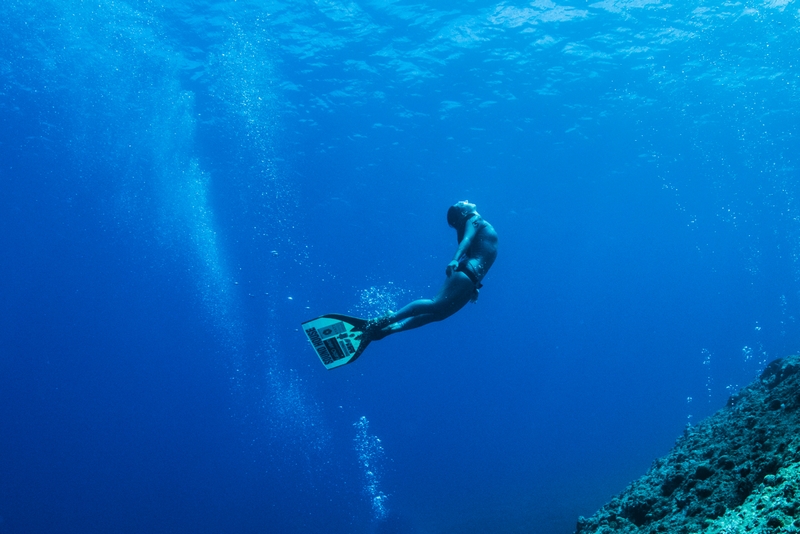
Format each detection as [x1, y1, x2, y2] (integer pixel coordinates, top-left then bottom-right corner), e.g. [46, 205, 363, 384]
[447, 200, 477, 228]
[447, 200, 478, 242]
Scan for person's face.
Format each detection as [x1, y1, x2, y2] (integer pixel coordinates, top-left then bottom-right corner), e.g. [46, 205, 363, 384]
[457, 200, 477, 213]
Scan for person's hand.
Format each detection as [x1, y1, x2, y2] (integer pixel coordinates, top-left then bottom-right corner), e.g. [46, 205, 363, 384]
[446, 260, 459, 277]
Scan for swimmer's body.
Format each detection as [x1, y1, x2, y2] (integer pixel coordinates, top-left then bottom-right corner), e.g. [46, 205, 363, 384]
[363, 201, 498, 341]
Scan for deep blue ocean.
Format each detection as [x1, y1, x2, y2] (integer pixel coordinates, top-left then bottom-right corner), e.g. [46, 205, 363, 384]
[1, 0, 798, 532]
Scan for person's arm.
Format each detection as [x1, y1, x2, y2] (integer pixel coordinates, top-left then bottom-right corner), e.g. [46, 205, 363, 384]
[446, 216, 479, 276]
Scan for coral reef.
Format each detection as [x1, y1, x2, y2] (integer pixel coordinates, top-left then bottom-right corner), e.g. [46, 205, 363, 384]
[576, 355, 800, 534]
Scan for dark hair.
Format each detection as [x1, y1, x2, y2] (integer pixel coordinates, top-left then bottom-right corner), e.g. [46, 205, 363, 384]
[447, 203, 473, 243]
[447, 205, 464, 228]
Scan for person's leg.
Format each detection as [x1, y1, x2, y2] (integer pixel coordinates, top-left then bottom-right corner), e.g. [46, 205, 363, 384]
[363, 301, 435, 340]
[368, 272, 474, 339]
[381, 312, 440, 335]
[388, 299, 436, 323]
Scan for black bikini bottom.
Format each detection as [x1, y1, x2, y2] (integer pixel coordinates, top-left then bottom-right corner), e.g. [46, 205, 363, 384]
[456, 264, 483, 289]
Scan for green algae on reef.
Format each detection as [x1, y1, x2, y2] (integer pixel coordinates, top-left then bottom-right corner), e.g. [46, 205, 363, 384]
[576, 355, 800, 534]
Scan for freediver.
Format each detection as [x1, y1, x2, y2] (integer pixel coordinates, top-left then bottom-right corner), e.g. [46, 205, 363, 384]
[362, 200, 498, 341]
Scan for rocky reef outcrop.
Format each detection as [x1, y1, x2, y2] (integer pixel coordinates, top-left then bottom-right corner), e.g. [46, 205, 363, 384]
[575, 355, 800, 534]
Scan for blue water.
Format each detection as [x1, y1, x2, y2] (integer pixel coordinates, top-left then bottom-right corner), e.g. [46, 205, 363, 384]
[1, 0, 798, 532]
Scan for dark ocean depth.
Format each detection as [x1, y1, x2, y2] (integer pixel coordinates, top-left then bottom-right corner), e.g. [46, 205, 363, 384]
[1, 0, 799, 532]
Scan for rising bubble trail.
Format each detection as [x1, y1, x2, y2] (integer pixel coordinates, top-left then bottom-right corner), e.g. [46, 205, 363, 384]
[354, 416, 388, 521]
